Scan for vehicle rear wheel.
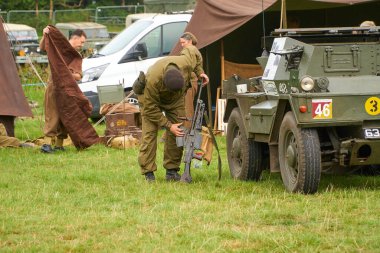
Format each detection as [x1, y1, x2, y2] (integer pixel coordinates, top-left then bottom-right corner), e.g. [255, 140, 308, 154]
[227, 108, 263, 180]
[278, 112, 321, 194]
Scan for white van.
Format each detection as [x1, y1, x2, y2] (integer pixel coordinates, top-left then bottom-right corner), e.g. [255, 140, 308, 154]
[79, 13, 192, 118]
[125, 13, 159, 28]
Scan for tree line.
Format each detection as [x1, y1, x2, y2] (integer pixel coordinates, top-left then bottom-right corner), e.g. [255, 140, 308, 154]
[0, 0, 144, 12]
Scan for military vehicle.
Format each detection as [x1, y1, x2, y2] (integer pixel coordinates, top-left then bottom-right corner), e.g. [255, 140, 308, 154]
[55, 22, 110, 56]
[3, 23, 47, 64]
[223, 25, 380, 194]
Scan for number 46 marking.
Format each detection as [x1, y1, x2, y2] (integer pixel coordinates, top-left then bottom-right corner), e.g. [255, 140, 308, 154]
[312, 99, 333, 119]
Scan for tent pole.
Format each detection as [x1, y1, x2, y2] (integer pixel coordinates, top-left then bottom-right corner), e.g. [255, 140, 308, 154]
[280, 0, 287, 29]
[214, 40, 225, 130]
[221, 40, 225, 81]
[205, 47, 213, 129]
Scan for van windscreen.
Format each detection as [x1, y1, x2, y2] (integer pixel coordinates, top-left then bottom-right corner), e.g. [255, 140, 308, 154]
[99, 20, 153, 56]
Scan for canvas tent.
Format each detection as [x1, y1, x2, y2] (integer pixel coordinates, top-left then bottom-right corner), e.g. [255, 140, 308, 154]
[174, 0, 378, 52]
[0, 18, 32, 136]
[171, 0, 380, 127]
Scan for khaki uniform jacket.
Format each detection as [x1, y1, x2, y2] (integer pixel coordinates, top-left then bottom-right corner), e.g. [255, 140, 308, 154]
[142, 52, 200, 127]
[180, 45, 204, 79]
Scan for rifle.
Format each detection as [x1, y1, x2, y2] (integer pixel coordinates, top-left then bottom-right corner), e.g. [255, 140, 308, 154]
[176, 80, 205, 183]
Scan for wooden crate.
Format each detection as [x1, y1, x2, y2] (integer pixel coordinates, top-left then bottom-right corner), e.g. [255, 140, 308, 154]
[105, 112, 142, 140]
[106, 112, 140, 129]
[105, 126, 142, 140]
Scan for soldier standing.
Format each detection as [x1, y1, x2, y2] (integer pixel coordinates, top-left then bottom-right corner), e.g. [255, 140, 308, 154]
[138, 50, 209, 182]
[160, 32, 208, 142]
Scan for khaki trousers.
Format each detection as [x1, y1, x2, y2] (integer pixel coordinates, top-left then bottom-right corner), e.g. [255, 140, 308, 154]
[138, 98, 185, 175]
[43, 81, 68, 139]
[0, 123, 20, 147]
[0, 136, 20, 147]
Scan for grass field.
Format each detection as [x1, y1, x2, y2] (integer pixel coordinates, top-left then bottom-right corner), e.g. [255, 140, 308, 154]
[0, 86, 379, 252]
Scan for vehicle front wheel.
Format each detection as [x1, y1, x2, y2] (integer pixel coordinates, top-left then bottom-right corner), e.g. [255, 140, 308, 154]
[226, 108, 263, 181]
[278, 112, 321, 194]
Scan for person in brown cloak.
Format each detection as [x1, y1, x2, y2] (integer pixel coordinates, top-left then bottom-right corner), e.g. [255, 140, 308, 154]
[0, 19, 33, 136]
[39, 25, 99, 153]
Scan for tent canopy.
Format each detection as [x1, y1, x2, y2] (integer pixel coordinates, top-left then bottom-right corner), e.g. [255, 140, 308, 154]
[0, 19, 32, 118]
[173, 0, 377, 53]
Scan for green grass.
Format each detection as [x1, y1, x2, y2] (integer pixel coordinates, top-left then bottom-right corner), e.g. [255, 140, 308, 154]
[0, 86, 379, 252]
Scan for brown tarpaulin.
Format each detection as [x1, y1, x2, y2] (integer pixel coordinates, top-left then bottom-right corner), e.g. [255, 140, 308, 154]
[172, 0, 276, 54]
[44, 25, 99, 149]
[171, 0, 376, 54]
[0, 19, 33, 118]
[224, 60, 263, 79]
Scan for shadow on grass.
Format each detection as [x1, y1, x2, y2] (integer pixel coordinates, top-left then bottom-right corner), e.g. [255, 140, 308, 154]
[319, 173, 380, 191]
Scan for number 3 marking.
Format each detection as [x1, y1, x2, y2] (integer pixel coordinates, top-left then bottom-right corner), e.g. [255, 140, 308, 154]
[365, 97, 380, 116]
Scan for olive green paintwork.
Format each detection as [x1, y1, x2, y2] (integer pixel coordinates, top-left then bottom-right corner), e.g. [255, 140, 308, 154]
[224, 26, 380, 167]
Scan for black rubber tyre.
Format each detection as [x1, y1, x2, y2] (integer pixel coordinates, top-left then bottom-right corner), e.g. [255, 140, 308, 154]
[278, 112, 321, 194]
[248, 139, 263, 181]
[227, 108, 263, 181]
[90, 117, 102, 124]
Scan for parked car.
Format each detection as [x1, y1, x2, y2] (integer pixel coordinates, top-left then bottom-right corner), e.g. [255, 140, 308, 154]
[79, 13, 192, 118]
[3, 23, 47, 64]
[55, 22, 111, 56]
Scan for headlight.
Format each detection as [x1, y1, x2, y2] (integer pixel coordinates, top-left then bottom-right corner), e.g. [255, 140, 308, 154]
[300, 76, 315, 91]
[19, 49, 26, 56]
[81, 63, 109, 83]
[317, 77, 329, 91]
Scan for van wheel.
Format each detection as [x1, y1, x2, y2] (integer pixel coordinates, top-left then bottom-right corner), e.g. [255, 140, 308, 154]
[125, 89, 137, 99]
[90, 117, 102, 124]
[279, 112, 321, 194]
[227, 108, 263, 180]
[125, 90, 139, 106]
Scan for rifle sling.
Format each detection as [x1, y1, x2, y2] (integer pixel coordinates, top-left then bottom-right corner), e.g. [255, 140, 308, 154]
[204, 112, 222, 181]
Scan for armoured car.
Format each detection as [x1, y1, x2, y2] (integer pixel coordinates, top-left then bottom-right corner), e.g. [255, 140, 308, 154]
[55, 22, 110, 56]
[3, 23, 47, 64]
[224, 25, 380, 194]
